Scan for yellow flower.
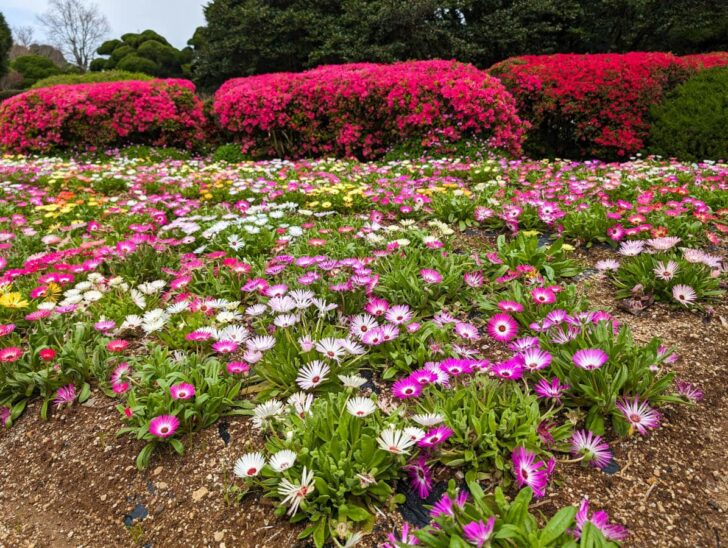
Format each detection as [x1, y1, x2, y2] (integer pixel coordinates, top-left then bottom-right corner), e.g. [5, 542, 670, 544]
[0, 292, 28, 309]
[521, 230, 541, 237]
[561, 244, 575, 252]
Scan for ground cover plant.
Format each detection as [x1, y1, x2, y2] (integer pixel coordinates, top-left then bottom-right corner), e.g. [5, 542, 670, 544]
[0, 149, 725, 546]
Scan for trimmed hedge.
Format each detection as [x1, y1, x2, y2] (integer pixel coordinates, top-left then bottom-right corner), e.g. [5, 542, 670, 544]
[0, 79, 206, 153]
[31, 70, 153, 89]
[649, 67, 728, 161]
[214, 60, 526, 159]
[489, 53, 692, 159]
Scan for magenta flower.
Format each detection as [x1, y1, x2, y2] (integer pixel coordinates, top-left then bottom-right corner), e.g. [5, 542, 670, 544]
[534, 377, 570, 401]
[487, 313, 519, 343]
[170, 383, 196, 400]
[572, 348, 608, 370]
[519, 347, 552, 371]
[497, 300, 524, 312]
[575, 498, 629, 541]
[149, 415, 180, 438]
[227, 361, 250, 374]
[403, 456, 432, 499]
[675, 380, 703, 402]
[420, 268, 443, 284]
[616, 396, 661, 435]
[531, 287, 556, 305]
[462, 516, 496, 547]
[383, 523, 419, 548]
[212, 340, 238, 353]
[571, 430, 613, 469]
[53, 384, 76, 407]
[491, 357, 525, 380]
[418, 425, 453, 447]
[512, 447, 553, 497]
[392, 378, 422, 399]
[0, 346, 23, 362]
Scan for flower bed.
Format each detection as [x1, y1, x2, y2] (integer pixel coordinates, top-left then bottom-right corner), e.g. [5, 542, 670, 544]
[489, 53, 692, 159]
[0, 79, 206, 153]
[214, 60, 526, 159]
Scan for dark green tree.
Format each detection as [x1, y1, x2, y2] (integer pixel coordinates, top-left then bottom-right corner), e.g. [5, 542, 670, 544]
[0, 12, 11, 79]
[91, 30, 192, 77]
[11, 55, 63, 88]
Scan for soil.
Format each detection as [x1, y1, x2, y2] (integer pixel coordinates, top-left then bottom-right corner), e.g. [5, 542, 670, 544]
[1, 247, 727, 548]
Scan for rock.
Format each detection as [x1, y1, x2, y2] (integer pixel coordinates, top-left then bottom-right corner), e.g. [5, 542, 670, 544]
[192, 487, 209, 502]
[153, 466, 163, 476]
[214, 531, 225, 542]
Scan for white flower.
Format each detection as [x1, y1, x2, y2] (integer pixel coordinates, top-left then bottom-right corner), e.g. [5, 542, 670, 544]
[234, 452, 266, 478]
[247, 335, 276, 352]
[274, 313, 299, 328]
[346, 397, 376, 417]
[246, 304, 268, 317]
[83, 290, 103, 302]
[288, 391, 314, 417]
[411, 413, 444, 427]
[252, 399, 284, 429]
[278, 466, 315, 516]
[269, 450, 297, 472]
[404, 427, 426, 443]
[315, 338, 345, 361]
[130, 289, 146, 309]
[377, 427, 415, 454]
[338, 374, 367, 389]
[296, 361, 330, 390]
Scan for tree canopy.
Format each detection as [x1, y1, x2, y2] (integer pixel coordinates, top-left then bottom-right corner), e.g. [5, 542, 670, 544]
[191, 0, 728, 89]
[0, 12, 11, 80]
[91, 30, 193, 77]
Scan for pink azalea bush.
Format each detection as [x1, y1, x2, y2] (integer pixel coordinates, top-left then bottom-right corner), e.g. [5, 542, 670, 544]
[0, 79, 206, 153]
[213, 60, 526, 159]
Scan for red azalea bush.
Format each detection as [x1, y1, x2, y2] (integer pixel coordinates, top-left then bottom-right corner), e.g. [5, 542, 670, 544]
[0, 79, 206, 153]
[489, 53, 693, 159]
[214, 60, 526, 159]
[680, 52, 728, 69]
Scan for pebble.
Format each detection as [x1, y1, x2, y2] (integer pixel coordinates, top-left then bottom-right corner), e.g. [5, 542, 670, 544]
[192, 486, 209, 502]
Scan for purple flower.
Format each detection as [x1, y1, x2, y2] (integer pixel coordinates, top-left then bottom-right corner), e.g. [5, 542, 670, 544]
[575, 498, 629, 541]
[170, 382, 196, 400]
[149, 414, 180, 438]
[403, 456, 432, 499]
[534, 378, 570, 401]
[392, 377, 423, 399]
[512, 447, 553, 497]
[462, 516, 496, 547]
[616, 396, 660, 435]
[418, 425, 454, 448]
[53, 384, 76, 407]
[571, 430, 613, 469]
[572, 348, 608, 370]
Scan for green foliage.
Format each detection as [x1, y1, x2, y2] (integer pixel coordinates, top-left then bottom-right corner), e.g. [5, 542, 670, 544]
[0, 89, 23, 102]
[31, 70, 153, 89]
[91, 29, 191, 78]
[419, 377, 564, 478]
[649, 67, 728, 161]
[212, 143, 248, 163]
[10, 55, 62, 88]
[0, 12, 10, 79]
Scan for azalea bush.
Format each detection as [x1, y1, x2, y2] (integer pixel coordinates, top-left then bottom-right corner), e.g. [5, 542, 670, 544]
[214, 60, 526, 159]
[0, 79, 206, 153]
[490, 53, 691, 158]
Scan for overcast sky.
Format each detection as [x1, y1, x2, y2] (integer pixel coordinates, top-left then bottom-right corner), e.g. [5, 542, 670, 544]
[2, 0, 207, 49]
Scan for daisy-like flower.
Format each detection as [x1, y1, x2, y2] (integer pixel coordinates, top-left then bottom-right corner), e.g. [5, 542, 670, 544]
[417, 425, 454, 447]
[349, 314, 379, 339]
[403, 456, 432, 499]
[212, 340, 238, 354]
[616, 396, 661, 435]
[247, 335, 276, 352]
[462, 517, 496, 547]
[509, 336, 539, 351]
[227, 361, 250, 374]
[149, 415, 180, 438]
[672, 284, 697, 306]
[392, 377, 422, 399]
[106, 339, 128, 352]
[234, 452, 266, 478]
[385, 304, 413, 325]
[520, 347, 552, 371]
[412, 413, 444, 427]
[278, 467, 315, 516]
[170, 382, 196, 400]
[268, 450, 297, 472]
[464, 271, 484, 288]
[571, 430, 613, 470]
[653, 260, 679, 281]
[346, 397, 376, 417]
[315, 338, 345, 361]
[377, 427, 416, 454]
[0, 346, 23, 362]
[512, 446, 553, 497]
[53, 384, 76, 407]
[252, 399, 284, 429]
[383, 523, 419, 548]
[534, 377, 570, 402]
[404, 426, 426, 444]
[498, 300, 524, 313]
[420, 269, 443, 284]
[531, 287, 556, 305]
[487, 313, 519, 343]
[491, 357, 525, 380]
[454, 322, 480, 341]
[595, 259, 620, 271]
[575, 498, 629, 541]
[647, 236, 680, 251]
[365, 297, 389, 316]
[296, 360, 330, 390]
[288, 392, 314, 418]
[573, 348, 608, 370]
[338, 374, 367, 388]
[675, 380, 703, 402]
[618, 240, 645, 256]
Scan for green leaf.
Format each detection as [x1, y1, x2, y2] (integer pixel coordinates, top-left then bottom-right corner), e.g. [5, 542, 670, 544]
[540, 506, 577, 544]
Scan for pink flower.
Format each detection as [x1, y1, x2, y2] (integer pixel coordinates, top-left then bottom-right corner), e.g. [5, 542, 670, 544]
[149, 415, 180, 438]
[487, 313, 519, 342]
[512, 446, 553, 497]
[0, 347, 23, 362]
[170, 383, 196, 400]
[53, 384, 76, 407]
[106, 339, 128, 352]
[420, 269, 442, 284]
[227, 361, 250, 374]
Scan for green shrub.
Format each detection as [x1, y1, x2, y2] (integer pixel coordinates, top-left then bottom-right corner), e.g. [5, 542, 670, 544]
[10, 55, 62, 88]
[31, 70, 153, 89]
[649, 67, 728, 161]
[0, 89, 23, 102]
[212, 143, 248, 163]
